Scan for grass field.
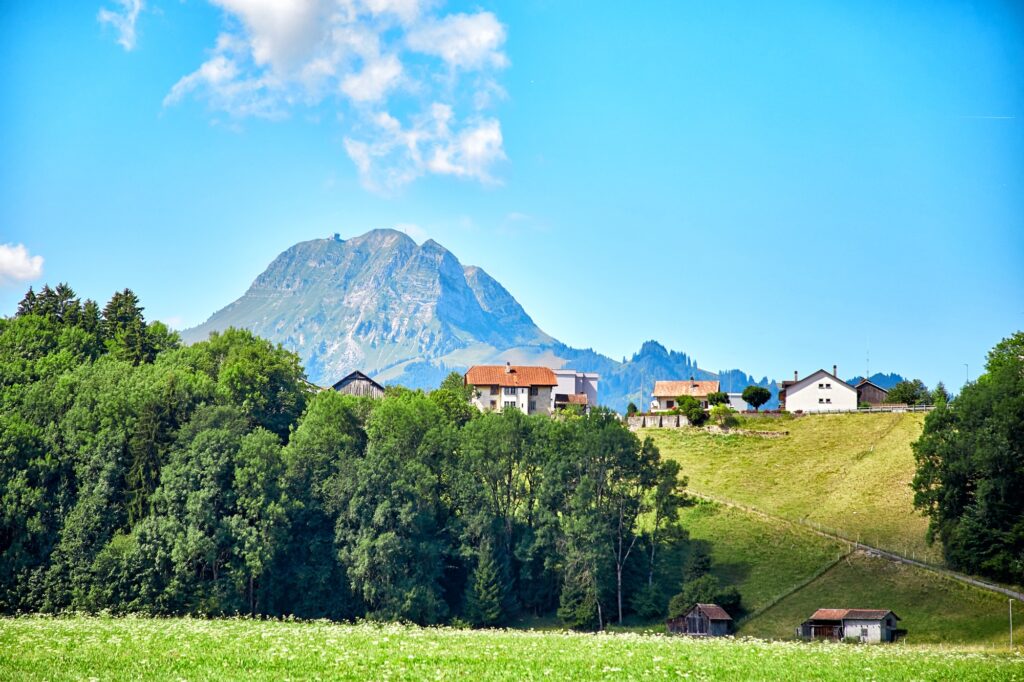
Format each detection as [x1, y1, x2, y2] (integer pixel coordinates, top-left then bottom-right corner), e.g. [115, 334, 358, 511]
[740, 551, 1017, 646]
[644, 412, 940, 562]
[1, 616, 1021, 681]
[677, 500, 846, 613]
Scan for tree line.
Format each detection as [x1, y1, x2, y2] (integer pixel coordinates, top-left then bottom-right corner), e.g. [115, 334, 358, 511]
[1, 284, 722, 628]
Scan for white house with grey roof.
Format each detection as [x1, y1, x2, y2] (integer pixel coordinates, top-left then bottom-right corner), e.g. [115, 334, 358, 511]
[778, 366, 857, 413]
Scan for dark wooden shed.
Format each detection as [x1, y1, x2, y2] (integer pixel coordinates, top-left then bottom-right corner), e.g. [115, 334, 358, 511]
[331, 371, 385, 399]
[666, 603, 734, 637]
[856, 380, 889, 406]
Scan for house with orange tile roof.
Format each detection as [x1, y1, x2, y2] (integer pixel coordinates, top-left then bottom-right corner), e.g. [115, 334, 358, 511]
[465, 362, 558, 415]
[651, 378, 720, 412]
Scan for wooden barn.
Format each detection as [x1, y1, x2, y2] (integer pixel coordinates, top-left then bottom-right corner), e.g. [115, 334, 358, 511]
[855, 379, 890, 406]
[666, 603, 734, 637]
[330, 371, 385, 399]
[797, 608, 901, 643]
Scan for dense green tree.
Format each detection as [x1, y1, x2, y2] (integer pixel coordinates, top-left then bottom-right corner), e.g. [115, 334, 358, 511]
[335, 392, 452, 623]
[625, 402, 639, 416]
[274, 390, 365, 619]
[887, 379, 931, 406]
[706, 391, 728, 406]
[464, 539, 506, 626]
[912, 332, 1024, 584]
[931, 381, 950, 405]
[741, 385, 771, 412]
[186, 328, 310, 439]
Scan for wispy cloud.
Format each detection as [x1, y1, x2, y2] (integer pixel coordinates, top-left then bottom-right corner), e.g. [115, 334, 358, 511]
[147, 1, 510, 192]
[98, 0, 143, 51]
[0, 243, 44, 287]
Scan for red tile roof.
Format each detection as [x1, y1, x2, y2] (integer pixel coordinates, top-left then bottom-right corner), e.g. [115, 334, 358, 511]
[465, 365, 558, 388]
[809, 609, 897, 621]
[653, 380, 720, 398]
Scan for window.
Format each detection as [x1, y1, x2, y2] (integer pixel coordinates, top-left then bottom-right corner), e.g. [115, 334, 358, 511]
[529, 386, 539, 396]
[489, 385, 498, 395]
[860, 627, 868, 639]
[503, 387, 516, 396]
[818, 383, 824, 389]
[504, 401, 517, 410]
[825, 383, 832, 389]
[826, 398, 831, 404]
[529, 401, 536, 412]
[666, 400, 675, 409]
[818, 398, 824, 404]
[489, 400, 496, 408]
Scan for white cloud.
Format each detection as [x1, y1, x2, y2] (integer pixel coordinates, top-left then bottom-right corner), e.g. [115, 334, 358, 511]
[341, 53, 403, 102]
[342, 103, 504, 192]
[406, 12, 508, 70]
[0, 244, 44, 287]
[142, 1, 509, 190]
[98, 0, 144, 51]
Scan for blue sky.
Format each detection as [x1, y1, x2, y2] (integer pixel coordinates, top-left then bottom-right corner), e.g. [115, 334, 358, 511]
[2, 0, 1022, 388]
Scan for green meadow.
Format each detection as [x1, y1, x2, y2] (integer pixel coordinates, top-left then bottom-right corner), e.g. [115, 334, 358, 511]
[1, 616, 1021, 681]
[645, 412, 940, 562]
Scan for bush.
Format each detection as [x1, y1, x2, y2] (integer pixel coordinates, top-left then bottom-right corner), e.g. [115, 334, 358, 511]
[709, 404, 738, 428]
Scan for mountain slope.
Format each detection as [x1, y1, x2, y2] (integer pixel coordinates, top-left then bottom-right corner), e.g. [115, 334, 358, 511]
[183, 230, 777, 409]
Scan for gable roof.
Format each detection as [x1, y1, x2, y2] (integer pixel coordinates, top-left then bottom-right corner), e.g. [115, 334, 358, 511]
[855, 379, 889, 394]
[785, 369, 855, 394]
[653, 380, 720, 398]
[465, 365, 558, 388]
[808, 608, 899, 621]
[693, 603, 733, 621]
[331, 370, 385, 392]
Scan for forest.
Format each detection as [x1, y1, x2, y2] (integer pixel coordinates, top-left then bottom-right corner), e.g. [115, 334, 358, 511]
[0, 284, 734, 629]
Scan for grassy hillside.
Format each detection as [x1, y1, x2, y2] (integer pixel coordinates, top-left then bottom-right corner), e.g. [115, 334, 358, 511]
[644, 412, 940, 562]
[2, 617, 1020, 681]
[741, 551, 1016, 646]
[678, 500, 846, 613]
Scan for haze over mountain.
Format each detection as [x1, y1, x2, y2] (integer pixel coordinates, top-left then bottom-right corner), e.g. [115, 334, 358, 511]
[183, 229, 783, 410]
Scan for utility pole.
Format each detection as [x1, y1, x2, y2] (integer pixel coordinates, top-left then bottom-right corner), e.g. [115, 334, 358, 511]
[1011, 598, 1015, 650]
[964, 363, 969, 386]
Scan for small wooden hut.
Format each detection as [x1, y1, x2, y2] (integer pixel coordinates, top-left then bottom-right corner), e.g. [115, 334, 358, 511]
[666, 603, 733, 637]
[331, 371, 385, 399]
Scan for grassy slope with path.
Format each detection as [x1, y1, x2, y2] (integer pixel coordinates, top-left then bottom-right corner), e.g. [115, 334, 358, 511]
[1, 616, 1021, 681]
[644, 412, 939, 562]
[741, 551, 1016, 646]
[677, 500, 846, 614]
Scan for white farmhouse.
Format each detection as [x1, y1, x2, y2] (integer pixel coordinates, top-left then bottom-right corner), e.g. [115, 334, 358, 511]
[778, 366, 857, 413]
[652, 379, 720, 412]
[465, 363, 558, 415]
[552, 368, 599, 412]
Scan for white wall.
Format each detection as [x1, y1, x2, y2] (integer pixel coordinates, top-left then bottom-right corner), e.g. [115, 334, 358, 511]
[843, 620, 883, 643]
[784, 371, 857, 413]
[552, 369, 599, 409]
[470, 384, 552, 415]
[727, 393, 748, 411]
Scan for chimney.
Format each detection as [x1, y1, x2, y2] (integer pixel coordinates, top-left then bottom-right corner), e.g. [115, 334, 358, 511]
[794, 371, 798, 381]
[833, 364, 837, 377]
[505, 361, 512, 374]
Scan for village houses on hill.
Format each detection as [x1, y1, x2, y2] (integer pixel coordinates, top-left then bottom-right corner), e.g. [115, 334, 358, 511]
[463, 362, 599, 415]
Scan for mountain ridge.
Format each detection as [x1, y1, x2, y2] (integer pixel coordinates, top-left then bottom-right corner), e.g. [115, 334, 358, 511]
[183, 230, 807, 410]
